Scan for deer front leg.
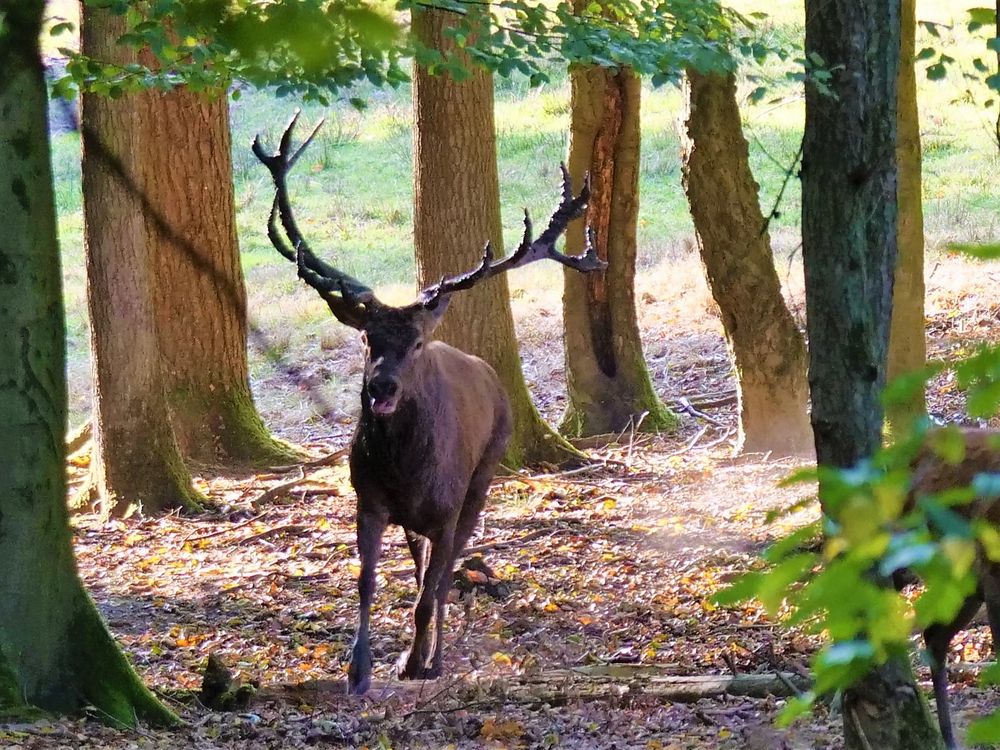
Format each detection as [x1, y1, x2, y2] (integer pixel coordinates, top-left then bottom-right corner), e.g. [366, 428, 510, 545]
[348, 510, 387, 695]
[398, 526, 455, 680]
[925, 594, 982, 750]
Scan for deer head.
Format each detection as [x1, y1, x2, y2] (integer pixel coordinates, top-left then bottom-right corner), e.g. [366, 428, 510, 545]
[253, 112, 603, 417]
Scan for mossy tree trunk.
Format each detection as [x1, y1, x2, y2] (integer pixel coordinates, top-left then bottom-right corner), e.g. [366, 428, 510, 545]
[143, 86, 298, 466]
[411, 8, 581, 467]
[886, 0, 927, 437]
[802, 0, 944, 747]
[0, 3, 176, 724]
[681, 70, 813, 457]
[561, 64, 676, 438]
[81, 3, 203, 516]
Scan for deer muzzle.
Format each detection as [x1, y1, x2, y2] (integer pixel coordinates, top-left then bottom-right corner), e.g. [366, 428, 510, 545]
[367, 376, 400, 416]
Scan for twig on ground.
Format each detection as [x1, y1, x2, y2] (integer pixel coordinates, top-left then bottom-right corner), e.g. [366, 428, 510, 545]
[182, 510, 271, 545]
[774, 670, 803, 697]
[669, 425, 709, 457]
[676, 397, 727, 428]
[702, 427, 735, 450]
[463, 528, 550, 555]
[722, 651, 739, 677]
[251, 467, 306, 510]
[849, 708, 875, 750]
[232, 524, 311, 547]
[523, 463, 607, 481]
[671, 391, 737, 410]
[626, 411, 648, 470]
[270, 447, 349, 473]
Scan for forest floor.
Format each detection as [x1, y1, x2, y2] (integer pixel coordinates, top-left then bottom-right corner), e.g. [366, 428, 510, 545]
[5, 253, 993, 749]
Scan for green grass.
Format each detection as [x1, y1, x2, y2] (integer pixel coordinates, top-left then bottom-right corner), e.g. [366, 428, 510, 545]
[46, 0, 1000, 430]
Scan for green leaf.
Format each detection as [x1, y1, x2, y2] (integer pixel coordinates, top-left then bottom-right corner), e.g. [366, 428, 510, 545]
[980, 662, 1000, 686]
[967, 7, 997, 25]
[878, 542, 936, 578]
[915, 47, 935, 61]
[926, 63, 947, 81]
[921, 20, 942, 37]
[968, 380, 1000, 417]
[49, 21, 75, 36]
[929, 425, 968, 464]
[776, 693, 817, 726]
[712, 571, 764, 607]
[947, 241, 1000, 260]
[968, 709, 1000, 744]
[764, 523, 822, 563]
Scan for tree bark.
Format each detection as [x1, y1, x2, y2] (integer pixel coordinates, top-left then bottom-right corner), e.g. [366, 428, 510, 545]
[681, 69, 813, 457]
[411, 8, 581, 467]
[143, 86, 298, 465]
[886, 0, 927, 437]
[81, 3, 203, 516]
[0, 2, 176, 724]
[802, 0, 944, 748]
[561, 64, 677, 438]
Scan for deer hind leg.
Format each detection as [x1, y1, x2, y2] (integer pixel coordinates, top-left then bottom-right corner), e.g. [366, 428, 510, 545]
[348, 510, 387, 696]
[399, 522, 456, 680]
[925, 593, 983, 750]
[404, 529, 430, 590]
[427, 491, 490, 677]
[980, 562, 1000, 656]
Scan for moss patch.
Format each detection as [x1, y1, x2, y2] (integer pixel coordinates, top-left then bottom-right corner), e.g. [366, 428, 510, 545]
[168, 386, 303, 468]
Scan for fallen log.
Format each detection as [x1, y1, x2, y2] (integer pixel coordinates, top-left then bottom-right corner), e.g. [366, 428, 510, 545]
[520, 667, 811, 703]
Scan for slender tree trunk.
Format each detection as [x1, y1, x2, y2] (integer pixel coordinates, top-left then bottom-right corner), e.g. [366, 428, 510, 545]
[681, 70, 813, 457]
[411, 8, 581, 467]
[561, 64, 676, 438]
[143, 86, 298, 465]
[0, 2, 176, 724]
[81, 3, 203, 516]
[802, 0, 944, 747]
[996, 0, 1000, 153]
[886, 0, 927, 437]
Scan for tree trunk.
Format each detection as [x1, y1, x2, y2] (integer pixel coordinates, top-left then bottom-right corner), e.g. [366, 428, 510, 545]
[802, 0, 944, 747]
[0, 3, 176, 725]
[681, 70, 813, 457]
[81, 3, 203, 516]
[143, 86, 298, 465]
[561, 65, 677, 438]
[886, 0, 927, 437]
[411, 8, 581, 467]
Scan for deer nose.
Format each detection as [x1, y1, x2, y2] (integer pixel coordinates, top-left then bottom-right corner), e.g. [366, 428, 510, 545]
[368, 377, 399, 403]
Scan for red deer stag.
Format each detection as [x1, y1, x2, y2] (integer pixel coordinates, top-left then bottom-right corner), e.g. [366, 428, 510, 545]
[903, 427, 1000, 749]
[253, 113, 603, 695]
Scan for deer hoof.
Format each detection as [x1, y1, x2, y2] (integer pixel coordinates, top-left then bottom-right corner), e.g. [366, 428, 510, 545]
[348, 649, 372, 695]
[396, 650, 437, 681]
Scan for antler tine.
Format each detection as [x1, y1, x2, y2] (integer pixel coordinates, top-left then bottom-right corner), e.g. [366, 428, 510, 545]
[253, 111, 374, 305]
[288, 116, 325, 170]
[417, 164, 603, 307]
[419, 242, 495, 306]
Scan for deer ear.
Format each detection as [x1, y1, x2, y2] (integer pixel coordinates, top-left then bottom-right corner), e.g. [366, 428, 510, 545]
[420, 296, 451, 332]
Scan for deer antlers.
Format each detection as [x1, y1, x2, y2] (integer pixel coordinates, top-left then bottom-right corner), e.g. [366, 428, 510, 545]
[252, 112, 377, 327]
[418, 166, 602, 308]
[254, 112, 602, 321]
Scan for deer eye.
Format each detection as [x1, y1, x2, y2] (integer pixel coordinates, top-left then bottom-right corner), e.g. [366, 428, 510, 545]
[413, 340, 424, 353]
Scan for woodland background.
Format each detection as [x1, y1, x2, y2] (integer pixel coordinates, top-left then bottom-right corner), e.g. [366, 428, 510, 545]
[0, 0, 999, 748]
